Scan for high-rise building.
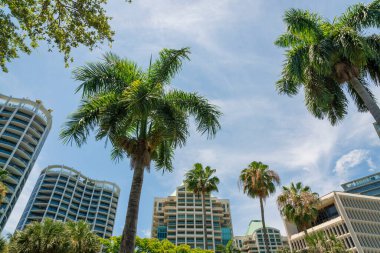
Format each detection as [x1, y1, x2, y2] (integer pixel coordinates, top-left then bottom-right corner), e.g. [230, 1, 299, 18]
[0, 94, 52, 231]
[151, 184, 233, 250]
[283, 191, 380, 253]
[233, 220, 288, 253]
[341, 172, 380, 197]
[16, 165, 120, 238]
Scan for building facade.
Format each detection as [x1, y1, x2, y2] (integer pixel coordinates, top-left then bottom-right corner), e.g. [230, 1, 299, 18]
[341, 172, 380, 197]
[16, 165, 120, 238]
[283, 192, 380, 253]
[233, 220, 288, 253]
[151, 184, 233, 250]
[0, 94, 52, 231]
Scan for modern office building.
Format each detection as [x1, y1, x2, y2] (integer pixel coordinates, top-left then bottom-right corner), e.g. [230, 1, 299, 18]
[341, 172, 380, 197]
[233, 220, 288, 253]
[151, 184, 233, 250]
[0, 94, 52, 231]
[283, 191, 380, 253]
[16, 165, 120, 238]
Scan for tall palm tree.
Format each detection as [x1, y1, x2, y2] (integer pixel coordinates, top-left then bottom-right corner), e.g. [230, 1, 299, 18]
[275, 1, 380, 137]
[184, 163, 220, 250]
[65, 220, 101, 253]
[60, 48, 221, 253]
[0, 170, 8, 205]
[8, 218, 68, 253]
[239, 161, 280, 253]
[277, 182, 320, 235]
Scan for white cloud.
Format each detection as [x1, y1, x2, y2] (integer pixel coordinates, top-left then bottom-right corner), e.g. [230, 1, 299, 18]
[141, 228, 151, 238]
[334, 149, 370, 178]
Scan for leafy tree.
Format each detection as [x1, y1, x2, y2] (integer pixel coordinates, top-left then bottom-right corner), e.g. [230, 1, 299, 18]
[8, 219, 101, 253]
[99, 236, 121, 253]
[216, 240, 240, 253]
[101, 236, 214, 253]
[0, 0, 116, 72]
[0, 170, 8, 205]
[65, 220, 101, 253]
[277, 182, 320, 235]
[60, 48, 221, 253]
[239, 161, 280, 253]
[275, 0, 380, 136]
[184, 163, 220, 250]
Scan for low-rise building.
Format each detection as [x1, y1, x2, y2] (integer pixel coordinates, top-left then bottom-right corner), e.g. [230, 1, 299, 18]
[151, 184, 233, 250]
[233, 220, 288, 253]
[283, 191, 380, 253]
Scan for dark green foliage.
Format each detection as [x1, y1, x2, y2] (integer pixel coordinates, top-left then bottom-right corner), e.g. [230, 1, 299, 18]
[1, 0, 115, 72]
[275, 0, 380, 125]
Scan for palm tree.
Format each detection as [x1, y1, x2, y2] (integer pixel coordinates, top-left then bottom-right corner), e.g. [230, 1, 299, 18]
[277, 182, 320, 235]
[305, 231, 346, 253]
[66, 220, 101, 253]
[8, 218, 68, 253]
[275, 1, 380, 137]
[184, 163, 220, 250]
[239, 161, 280, 253]
[0, 169, 8, 205]
[60, 48, 221, 253]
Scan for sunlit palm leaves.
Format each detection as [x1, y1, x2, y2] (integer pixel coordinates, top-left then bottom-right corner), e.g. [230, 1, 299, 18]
[276, 1, 380, 127]
[277, 182, 320, 234]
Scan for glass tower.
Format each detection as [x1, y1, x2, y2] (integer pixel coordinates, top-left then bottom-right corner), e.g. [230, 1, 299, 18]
[0, 94, 52, 231]
[341, 172, 380, 197]
[151, 184, 233, 250]
[17, 165, 120, 238]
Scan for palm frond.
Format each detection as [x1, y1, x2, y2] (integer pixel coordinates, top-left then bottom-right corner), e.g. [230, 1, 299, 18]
[339, 0, 380, 30]
[165, 90, 221, 139]
[73, 52, 142, 98]
[148, 47, 191, 86]
[283, 9, 324, 42]
[60, 93, 118, 146]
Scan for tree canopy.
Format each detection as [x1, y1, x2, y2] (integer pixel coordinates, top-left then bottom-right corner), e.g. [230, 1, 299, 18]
[100, 236, 214, 253]
[0, 0, 115, 72]
[8, 219, 101, 253]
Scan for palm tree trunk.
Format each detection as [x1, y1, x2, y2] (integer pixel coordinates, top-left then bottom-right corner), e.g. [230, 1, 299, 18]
[350, 77, 380, 124]
[259, 197, 270, 253]
[202, 192, 208, 250]
[119, 162, 145, 253]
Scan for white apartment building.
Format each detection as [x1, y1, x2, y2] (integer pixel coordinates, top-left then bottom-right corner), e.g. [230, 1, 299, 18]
[283, 191, 380, 253]
[151, 184, 233, 250]
[17, 165, 120, 238]
[0, 94, 52, 231]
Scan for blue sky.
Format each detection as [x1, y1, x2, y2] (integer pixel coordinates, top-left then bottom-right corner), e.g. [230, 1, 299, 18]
[1, 0, 380, 238]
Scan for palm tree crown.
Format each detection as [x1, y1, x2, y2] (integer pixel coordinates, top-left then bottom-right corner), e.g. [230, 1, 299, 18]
[184, 163, 220, 250]
[60, 48, 221, 253]
[184, 163, 220, 197]
[277, 182, 320, 233]
[239, 161, 280, 253]
[275, 1, 380, 135]
[239, 161, 280, 200]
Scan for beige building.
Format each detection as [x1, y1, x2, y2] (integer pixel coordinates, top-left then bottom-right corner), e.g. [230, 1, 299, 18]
[151, 184, 233, 250]
[283, 191, 380, 253]
[233, 220, 288, 253]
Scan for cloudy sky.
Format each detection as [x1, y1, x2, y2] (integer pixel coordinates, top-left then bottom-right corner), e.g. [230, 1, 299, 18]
[2, 0, 380, 238]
